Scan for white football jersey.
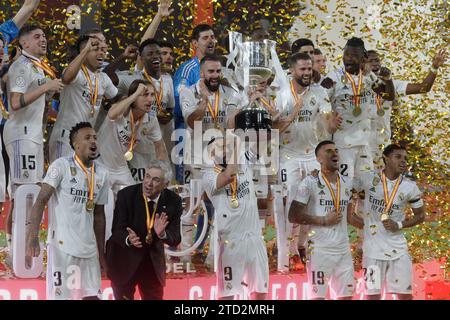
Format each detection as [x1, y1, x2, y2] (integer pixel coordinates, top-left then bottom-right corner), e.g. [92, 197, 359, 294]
[5, 52, 48, 145]
[181, 82, 241, 167]
[44, 156, 109, 258]
[326, 67, 378, 148]
[117, 71, 175, 118]
[51, 68, 118, 144]
[294, 171, 353, 254]
[202, 153, 262, 240]
[276, 83, 332, 157]
[353, 171, 423, 260]
[97, 112, 161, 170]
[368, 80, 408, 150]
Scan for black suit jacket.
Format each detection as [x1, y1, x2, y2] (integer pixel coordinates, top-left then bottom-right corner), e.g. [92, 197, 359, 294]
[105, 184, 182, 286]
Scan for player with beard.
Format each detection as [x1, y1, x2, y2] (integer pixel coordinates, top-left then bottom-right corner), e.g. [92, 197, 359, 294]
[180, 54, 240, 264]
[312, 48, 327, 83]
[159, 40, 175, 76]
[274, 52, 341, 269]
[26, 122, 109, 299]
[173, 24, 216, 182]
[366, 49, 447, 166]
[49, 33, 118, 162]
[348, 144, 425, 300]
[202, 135, 269, 300]
[289, 140, 355, 300]
[97, 81, 166, 197]
[321, 37, 395, 181]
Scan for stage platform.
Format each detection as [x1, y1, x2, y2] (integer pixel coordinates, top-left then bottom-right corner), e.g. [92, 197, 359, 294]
[0, 260, 447, 300]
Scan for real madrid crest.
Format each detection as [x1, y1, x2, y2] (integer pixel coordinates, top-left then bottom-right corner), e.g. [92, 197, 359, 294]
[70, 167, 77, 176]
[373, 175, 380, 186]
[310, 96, 316, 106]
[398, 193, 405, 201]
[223, 98, 228, 106]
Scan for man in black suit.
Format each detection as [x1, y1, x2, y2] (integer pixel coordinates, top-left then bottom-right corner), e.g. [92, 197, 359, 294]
[106, 160, 182, 300]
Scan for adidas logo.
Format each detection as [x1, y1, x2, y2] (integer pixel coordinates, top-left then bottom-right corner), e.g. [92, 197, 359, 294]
[319, 190, 325, 195]
[70, 178, 77, 184]
[370, 187, 376, 192]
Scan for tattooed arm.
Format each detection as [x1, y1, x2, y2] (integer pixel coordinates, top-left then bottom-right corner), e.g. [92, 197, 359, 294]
[26, 183, 55, 257]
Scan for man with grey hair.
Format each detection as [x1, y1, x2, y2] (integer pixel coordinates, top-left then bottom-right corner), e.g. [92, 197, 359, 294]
[106, 160, 182, 300]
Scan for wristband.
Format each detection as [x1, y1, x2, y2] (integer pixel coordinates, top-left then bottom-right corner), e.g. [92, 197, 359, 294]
[396, 221, 403, 230]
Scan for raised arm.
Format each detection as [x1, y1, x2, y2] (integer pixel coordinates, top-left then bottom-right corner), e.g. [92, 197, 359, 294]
[103, 45, 138, 86]
[107, 83, 146, 121]
[62, 37, 98, 85]
[373, 67, 395, 101]
[404, 49, 447, 95]
[12, 0, 40, 29]
[135, 0, 174, 71]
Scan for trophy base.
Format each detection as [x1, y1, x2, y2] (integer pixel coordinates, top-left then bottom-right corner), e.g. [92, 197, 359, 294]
[235, 108, 272, 132]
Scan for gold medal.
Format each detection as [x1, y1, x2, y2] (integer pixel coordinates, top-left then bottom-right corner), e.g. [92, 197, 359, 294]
[74, 155, 96, 214]
[353, 106, 362, 117]
[143, 192, 158, 246]
[90, 109, 95, 117]
[145, 232, 153, 245]
[230, 198, 239, 209]
[214, 122, 221, 130]
[124, 150, 133, 161]
[380, 171, 402, 223]
[2, 109, 9, 119]
[377, 108, 385, 116]
[86, 199, 95, 211]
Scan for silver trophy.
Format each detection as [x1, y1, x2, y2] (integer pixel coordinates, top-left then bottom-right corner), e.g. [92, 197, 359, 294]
[227, 32, 280, 131]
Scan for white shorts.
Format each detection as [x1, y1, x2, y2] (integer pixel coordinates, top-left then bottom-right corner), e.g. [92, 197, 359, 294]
[49, 138, 72, 163]
[184, 164, 202, 185]
[362, 254, 413, 296]
[217, 235, 269, 298]
[306, 250, 355, 299]
[0, 143, 5, 202]
[338, 145, 373, 180]
[46, 244, 101, 300]
[6, 140, 44, 196]
[279, 152, 320, 191]
[128, 152, 152, 183]
[107, 166, 135, 196]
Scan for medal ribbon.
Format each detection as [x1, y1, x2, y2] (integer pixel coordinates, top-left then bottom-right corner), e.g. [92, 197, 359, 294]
[127, 111, 144, 154]
[290, 80, 309, 118]
[143, 192, 159, 231]
[81, 65, 99, 112]
[74, 155, 95, 206]
[230, 175, 238, 201]
[30, 58, 57, 79]
[143, 69, 164, 112]
[381, 171, 402, 215]
[259, 97, 274, 112]
[344, 70, 363, 108]
[321, 172, 341, 213]
[206, 90, 220, 127]
[375, 94, 383, 114]
[0, 98, 8, 118]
